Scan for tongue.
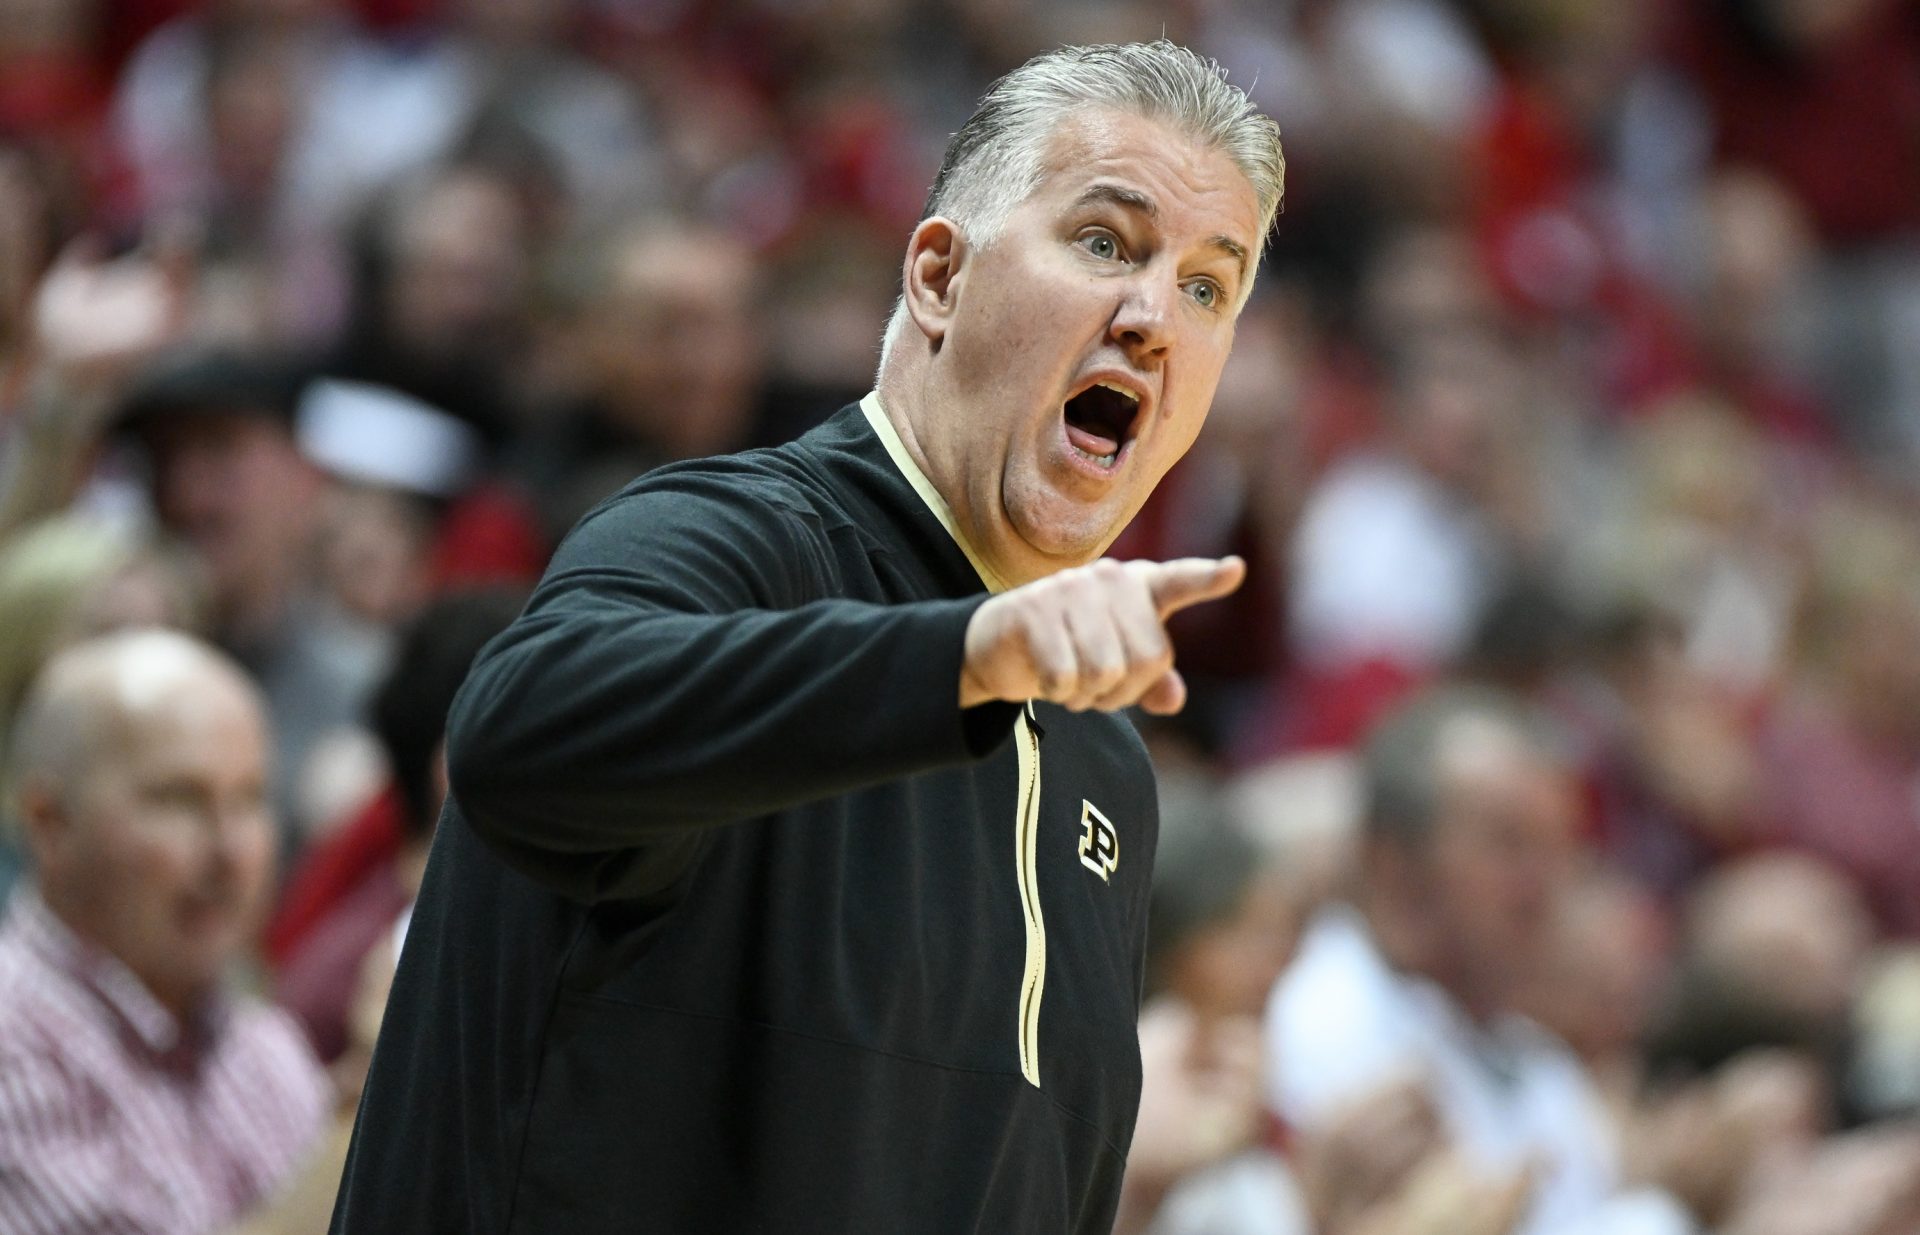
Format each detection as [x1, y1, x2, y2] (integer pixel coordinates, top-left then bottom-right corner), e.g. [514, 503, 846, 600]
[1066, 421, 1119, 458]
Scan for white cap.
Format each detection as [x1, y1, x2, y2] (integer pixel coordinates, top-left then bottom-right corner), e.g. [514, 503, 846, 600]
[296, 378, 483, 498]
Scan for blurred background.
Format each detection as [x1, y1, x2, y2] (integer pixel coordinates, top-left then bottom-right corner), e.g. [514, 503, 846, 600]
[2, 1, 1920, 1233]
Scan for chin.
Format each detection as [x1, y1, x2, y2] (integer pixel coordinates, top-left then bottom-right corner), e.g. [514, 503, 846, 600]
[1015, 524, 1114, 573]
[1007, 493, 1128, 568]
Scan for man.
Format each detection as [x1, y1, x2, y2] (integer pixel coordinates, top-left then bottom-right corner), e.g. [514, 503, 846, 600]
[519, 216, 769, 543]
[332, 40, 1283, 1234]
[1265, 686, 1694, 1235]
[116, 351, 385, 840]
[0, 629, 348, 1234]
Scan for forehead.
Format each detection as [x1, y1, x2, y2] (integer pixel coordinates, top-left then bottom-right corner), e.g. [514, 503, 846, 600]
[96, 674, 267, 778]
[1026, 108, 1263, 254]
[145, 411, 289, 454]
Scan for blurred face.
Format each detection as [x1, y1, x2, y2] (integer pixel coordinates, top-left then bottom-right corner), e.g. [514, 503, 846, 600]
[388, 175, 527, 359]
[64, 557, 195, 638]
[1837, 592, 1920, 748]
[1522, 877, 1669, 1062]
[0, 0, 93, 53]
[1420, 725, 1578, 1009]
[29, 674, 275, 1017]
[147, 412, 319, 614]
[457, 0, 567, 46]
[922, 108, 1263, 583]
[587, 231, 761, 458]
[1163, 868, 1301, 1021]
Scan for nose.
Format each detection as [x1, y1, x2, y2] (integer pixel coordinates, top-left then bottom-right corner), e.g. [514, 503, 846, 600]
[1108, 270, 1176, 364]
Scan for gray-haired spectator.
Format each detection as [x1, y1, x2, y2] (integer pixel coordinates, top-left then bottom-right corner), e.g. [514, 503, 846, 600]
[1267, 684, 1696, 1235]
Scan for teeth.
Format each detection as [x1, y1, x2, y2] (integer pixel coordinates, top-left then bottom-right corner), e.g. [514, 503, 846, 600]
[1069, 442, 1119, 469]
[1095, 380, 1140, 406]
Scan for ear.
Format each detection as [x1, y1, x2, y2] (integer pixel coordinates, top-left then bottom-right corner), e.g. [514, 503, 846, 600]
[901, 217, 968, 351]
[14, 774, 70, 871]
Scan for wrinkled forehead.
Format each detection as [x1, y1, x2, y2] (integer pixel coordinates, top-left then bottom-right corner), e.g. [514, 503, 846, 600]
[1029, 108, 1265, 257]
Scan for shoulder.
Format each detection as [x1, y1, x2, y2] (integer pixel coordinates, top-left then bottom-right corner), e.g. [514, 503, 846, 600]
[564, 447, 842, 563]
[0, 938, 94, 1071]
[0, 974, 94, 1140]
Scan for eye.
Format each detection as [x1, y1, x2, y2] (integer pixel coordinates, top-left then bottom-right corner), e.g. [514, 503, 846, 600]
[1078, 230, 1121, 261]
[1187, 278, 1223, 310]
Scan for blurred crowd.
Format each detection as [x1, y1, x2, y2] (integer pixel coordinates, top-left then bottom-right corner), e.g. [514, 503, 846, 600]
[1, 0, 1919, 1232]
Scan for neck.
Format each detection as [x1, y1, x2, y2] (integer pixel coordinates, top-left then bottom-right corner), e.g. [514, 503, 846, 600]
[37, 883, 208, 1025]
[875, 362, 1046, 589]
[1357, 889, 1504, 1026]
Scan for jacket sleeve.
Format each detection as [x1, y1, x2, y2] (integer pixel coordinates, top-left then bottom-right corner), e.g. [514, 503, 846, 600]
[444, 472, 1018, 902]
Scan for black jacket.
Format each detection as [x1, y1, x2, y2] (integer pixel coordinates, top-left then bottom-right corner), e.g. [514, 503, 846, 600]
[329, 400, 1159, 1234]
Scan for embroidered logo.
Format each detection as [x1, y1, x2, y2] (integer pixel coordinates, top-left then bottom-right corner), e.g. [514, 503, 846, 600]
[1078, 800, 1119, 882]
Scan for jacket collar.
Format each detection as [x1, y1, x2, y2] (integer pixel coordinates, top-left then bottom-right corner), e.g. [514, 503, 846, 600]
[7, 884, 226, 1064]
[856, 392, 1010, 595]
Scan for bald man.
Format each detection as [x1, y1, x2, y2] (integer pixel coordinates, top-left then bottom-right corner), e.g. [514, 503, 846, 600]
[0, 630, 346, 1235]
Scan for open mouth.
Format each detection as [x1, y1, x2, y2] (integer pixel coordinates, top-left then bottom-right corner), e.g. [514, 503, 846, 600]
[1062, 381, 1142, 470]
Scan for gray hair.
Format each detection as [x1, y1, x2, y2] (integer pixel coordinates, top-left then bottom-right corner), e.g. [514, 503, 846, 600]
[879, 40, 1285, 370]
[1362, 684, 1555, 849]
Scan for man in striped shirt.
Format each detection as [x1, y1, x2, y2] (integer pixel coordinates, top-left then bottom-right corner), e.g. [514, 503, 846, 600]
[0, 630, 345, 1235]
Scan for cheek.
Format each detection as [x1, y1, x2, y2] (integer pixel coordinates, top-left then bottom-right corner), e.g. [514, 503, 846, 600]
[96, 823, 204, 905]
[233, 818, 279, 891]
[1150, 356, 1229, 461]
[1434, 849, 1512, 926]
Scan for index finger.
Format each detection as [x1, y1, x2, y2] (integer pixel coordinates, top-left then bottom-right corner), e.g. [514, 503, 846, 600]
[1127, 555, 1247, 619]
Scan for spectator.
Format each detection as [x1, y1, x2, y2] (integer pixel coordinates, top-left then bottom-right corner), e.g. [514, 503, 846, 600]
[274, 587, 523, 1062]
[1277, 320, 1531, 749]
[0, 514, 201, 900]
[0, 628, 347, 1234]
[115, 348, 386, 843]
[330, 159, 543, 446]
[1266, 684, 1695, 1234]
[109, 0, 455, 238]
[1121, 782, 1306, 1235]
[520, 213, 770, 540]
[1759, 503, 1920, 937]
[1629, 853, 1868, 1228]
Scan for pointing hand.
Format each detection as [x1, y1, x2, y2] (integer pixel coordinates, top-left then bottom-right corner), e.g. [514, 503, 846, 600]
[959, 556, 1245, 714]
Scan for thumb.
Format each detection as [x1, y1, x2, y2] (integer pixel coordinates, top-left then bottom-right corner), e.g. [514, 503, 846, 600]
[1135, 555, 1247, 619]
[1136, 667, 1188, 716]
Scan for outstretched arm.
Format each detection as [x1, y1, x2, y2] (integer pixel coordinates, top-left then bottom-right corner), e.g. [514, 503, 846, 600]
[448, 472, 1242, 902]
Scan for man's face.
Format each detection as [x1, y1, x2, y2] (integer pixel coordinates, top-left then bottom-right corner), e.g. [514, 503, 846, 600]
[1420, 726, 1577, 1006]
[147, 412, 319, 611]
[587, 232, 761, 458]
[931, 109, 1263, 582]
[32, 675, 276, 1015]
[1167, 868, 1301, 1021]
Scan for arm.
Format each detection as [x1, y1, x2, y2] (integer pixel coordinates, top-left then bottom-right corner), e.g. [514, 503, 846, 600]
[445, 473, 1014, 901]
[449, 468, 1247, 903]
[0, 233, 197, 540]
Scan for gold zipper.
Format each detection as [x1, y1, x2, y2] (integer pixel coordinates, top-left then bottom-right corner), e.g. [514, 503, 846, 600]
[1014, 706, 1046, 1088]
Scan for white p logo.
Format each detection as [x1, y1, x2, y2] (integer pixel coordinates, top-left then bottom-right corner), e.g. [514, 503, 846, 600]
[1078, 801, 1119, 882]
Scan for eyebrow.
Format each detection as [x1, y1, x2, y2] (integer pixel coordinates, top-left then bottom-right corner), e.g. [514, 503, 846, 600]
[1072, 183, 1250, 284]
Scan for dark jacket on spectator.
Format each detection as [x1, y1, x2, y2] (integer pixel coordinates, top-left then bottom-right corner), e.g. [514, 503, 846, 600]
[329, 400, 1159, 1234]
